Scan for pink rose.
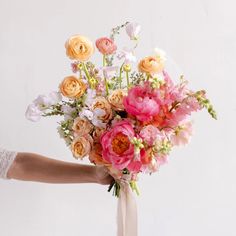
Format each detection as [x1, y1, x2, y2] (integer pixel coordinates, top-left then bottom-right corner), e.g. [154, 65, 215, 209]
[123, 85, 160, 121]
[95, 37, 117, 55]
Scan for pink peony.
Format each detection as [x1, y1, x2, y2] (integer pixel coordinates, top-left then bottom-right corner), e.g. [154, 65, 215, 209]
[123, 85, 160, 121]
[95, 37, 117, 55]
[100, 120, 135, 170]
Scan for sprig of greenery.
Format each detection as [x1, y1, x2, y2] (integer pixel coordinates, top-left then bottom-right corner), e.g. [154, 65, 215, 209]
[194, 90, 217, 119]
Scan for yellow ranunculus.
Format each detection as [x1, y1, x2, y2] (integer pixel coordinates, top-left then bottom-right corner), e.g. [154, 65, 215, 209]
[65, 35, 94, 61]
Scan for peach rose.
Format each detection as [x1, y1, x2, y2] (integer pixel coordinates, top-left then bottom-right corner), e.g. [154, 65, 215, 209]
[71, 134, 93, 159]
[92, 127, 105, 142]
[95, 37, 117, 55]
[138, 56, 164, 75]
[92, 97, 112, 122]
[72, 117, 93, 136]
[59, 76, 86, 98]
[65, 35, 94, 61]
[108, 89, 127, 111]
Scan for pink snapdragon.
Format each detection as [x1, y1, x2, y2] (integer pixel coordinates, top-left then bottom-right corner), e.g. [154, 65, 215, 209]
[139, 125, 163, 146]
[170, 121, 193, 146]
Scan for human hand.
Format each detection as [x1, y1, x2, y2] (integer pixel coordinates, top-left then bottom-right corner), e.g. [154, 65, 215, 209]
[94, 166, 114, 185]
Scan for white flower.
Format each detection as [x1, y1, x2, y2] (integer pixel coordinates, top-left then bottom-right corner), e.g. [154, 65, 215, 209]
[117, 48, 136, 64]
[48, 91, 62, 104]
[33, 95, 51, 110]
[92, 108, 106, 128]
[61, 105, 76, 120]
[154, 47, 167, 62]
[33, 91, 62, 110]
[79, 109, 94, 121]
[98, 66, 119, 79]
[84, 89, 96, 108]
[25, 104, 42, 122]
[125, 22, 141, 40]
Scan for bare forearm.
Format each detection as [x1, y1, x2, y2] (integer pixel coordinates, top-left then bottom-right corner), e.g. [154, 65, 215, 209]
[7, 152, 98, 184]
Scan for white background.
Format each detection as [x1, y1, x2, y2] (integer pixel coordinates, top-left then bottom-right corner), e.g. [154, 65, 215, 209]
[0, 0, 235, 235]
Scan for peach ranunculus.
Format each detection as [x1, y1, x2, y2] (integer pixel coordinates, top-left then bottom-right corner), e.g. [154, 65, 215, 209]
[95, 37, 117, 55]
[71, 134, 93, 159]
[65, 35, 94, 61]
[138, 56, 164, 75]
[72, 117, 93, 137]
[108, 89, 127, 111]
[59, 76, 86, 98]
[92, 97, 113, 122]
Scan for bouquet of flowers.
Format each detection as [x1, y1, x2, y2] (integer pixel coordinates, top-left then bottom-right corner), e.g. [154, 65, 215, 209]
[26, 22, 216, 236]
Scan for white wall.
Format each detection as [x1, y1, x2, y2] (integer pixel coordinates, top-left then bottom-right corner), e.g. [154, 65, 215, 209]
[0, 0, 235, 235]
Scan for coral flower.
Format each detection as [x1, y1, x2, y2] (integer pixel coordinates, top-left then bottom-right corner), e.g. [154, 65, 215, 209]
[123, 85, 160, 122]
[95, 37, 117, 55]
[100, 120, 135, 170]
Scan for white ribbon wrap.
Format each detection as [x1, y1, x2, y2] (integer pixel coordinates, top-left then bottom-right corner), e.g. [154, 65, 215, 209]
[117, 180, 138, 236]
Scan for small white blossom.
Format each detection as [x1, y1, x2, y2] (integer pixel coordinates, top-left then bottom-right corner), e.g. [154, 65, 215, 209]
[25, 104, 42, 122]
[126, 22, 141, 40]
[117, 48, 136, 64]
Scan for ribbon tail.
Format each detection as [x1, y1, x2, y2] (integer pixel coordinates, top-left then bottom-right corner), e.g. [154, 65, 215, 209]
[117, 183, 138, 236]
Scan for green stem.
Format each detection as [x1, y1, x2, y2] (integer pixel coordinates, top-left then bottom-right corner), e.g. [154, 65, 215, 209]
[119, 63, 124, 88]
[103, 55, 107, 67]
[126, 71, 130, 89]
[82, 62, 92, 86]
[104, 77, 109, 96]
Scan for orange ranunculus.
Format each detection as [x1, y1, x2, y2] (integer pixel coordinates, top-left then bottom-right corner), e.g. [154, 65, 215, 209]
[65, 35, 94, 61]
[138, 56, 164, 75]
[59, 75, 86, 98]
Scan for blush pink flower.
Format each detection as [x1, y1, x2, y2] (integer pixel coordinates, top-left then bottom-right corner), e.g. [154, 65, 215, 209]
[170, 121, 193, 146]
[123, 85, 160, 121]
[100, 120, 135, 170]
[139, 125, 163, 146]
[95, 37, 117, 55]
